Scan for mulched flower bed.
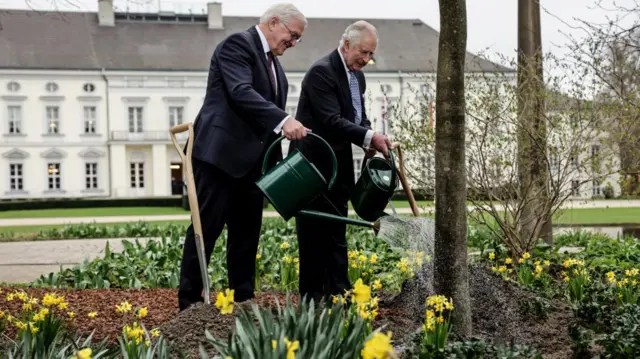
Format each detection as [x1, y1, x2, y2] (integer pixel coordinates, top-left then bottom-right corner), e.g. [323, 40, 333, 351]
[1, 265, 576, 359]
[0, 287, 292, 345]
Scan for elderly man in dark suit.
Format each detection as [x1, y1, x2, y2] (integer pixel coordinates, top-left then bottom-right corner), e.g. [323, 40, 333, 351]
[178, 3, 309, 311]
[290, 21, 392, 304]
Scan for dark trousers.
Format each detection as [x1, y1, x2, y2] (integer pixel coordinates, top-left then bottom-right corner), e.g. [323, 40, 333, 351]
[295, 182, 351, 305]
[178, 156, 265, 311]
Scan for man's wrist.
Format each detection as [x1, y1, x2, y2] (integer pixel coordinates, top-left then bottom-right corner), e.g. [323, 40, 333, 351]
[274, 115, 290, 133]
[363, 130, 374, 149]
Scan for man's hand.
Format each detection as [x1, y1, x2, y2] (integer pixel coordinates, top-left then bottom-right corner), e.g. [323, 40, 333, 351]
[364, 147, 377, 158]
[282, 117, 309, 140]
[371, 133, 392, 158]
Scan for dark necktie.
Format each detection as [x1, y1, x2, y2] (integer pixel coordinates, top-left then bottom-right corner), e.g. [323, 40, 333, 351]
[349, 71, 362, 125]
[266, 51, 277, 95]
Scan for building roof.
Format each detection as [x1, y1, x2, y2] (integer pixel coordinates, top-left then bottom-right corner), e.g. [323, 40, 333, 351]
[0, 9, 514, 73]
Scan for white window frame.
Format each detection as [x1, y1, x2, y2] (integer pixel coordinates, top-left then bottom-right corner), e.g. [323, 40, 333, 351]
[83, 106, 97, 134]
[591, 144, 601, 172]
[9, 162, 24, 192]
[3, 96, 27, 136]
[122, 97, 150, 138]
[47, 162, 61, 190]
[168, 106, 184, 127]
[130, 162, 145, 188]
[7, 105, 22, 134]
[163, 97, 189, 135]
[353, 157, 363, 182]
[45, 106, 60, 134]
[592, 180, 601, 197]
[85, 162, 98, 189]
[128, 106, 144, 133]
[571, 180, 580, 197]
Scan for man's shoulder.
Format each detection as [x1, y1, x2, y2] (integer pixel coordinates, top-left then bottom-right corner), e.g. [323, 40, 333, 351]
[357, 70, 367, 83]
[306, 51, 336, 76]
[215, 29, 253, 51]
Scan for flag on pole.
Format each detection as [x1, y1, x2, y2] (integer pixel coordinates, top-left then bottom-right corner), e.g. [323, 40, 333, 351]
[381, 86, 389, 135]
[428, 102, 434, 129]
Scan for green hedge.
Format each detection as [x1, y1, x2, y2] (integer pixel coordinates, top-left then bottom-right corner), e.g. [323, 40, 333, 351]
[0, 195, 272, 212]
[0, 197, 183, 211]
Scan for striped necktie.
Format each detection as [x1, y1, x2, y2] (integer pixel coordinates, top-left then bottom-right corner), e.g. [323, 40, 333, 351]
[349, 71, 362, 125]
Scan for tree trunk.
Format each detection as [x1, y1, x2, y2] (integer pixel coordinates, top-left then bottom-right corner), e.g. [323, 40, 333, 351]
[434, 0, 472, 337]
[517, 0, 553, 247]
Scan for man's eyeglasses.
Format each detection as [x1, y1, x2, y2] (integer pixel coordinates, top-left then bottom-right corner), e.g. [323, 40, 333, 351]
[281, 22, 302, 43]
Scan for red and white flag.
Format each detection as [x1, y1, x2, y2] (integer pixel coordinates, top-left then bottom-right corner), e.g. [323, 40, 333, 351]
[381, 88, 389, 135]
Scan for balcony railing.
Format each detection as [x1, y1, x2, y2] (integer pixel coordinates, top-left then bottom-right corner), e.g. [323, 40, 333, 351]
[110, 131, 188, 142]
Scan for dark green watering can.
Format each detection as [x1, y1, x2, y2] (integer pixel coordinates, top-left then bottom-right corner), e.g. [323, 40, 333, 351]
[256, 133, 384, 229]
[351, 149, 399, 222]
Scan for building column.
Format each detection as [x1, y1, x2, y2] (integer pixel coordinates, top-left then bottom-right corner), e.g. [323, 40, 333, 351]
[152, 144, 169, 196]
[109, 144, 126, 198]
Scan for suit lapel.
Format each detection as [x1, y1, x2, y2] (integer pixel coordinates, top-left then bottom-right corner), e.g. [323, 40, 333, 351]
[330, 50, 353, 120]
[356, 72, 365, 117]
[248, 27, 276, 99]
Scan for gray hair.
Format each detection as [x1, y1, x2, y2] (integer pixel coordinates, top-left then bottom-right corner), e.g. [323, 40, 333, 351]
[339, 20, 379, 48]
[260, 3, 308, 28]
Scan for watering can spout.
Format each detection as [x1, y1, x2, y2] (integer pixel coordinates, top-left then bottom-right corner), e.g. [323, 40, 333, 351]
[297, 210, 378, 230]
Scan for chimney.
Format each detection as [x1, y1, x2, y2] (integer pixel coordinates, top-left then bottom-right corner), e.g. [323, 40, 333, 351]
[98, 0, 114, 27]
[207, 2, 223, 30]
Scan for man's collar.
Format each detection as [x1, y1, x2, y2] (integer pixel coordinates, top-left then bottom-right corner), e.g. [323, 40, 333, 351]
[255, 25, 270, 54]
[337, 47, 351, 75]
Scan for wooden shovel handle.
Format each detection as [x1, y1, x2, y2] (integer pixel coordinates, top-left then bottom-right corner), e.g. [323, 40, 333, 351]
[168, 122, 211, 303]
[393, 145, 420, 217]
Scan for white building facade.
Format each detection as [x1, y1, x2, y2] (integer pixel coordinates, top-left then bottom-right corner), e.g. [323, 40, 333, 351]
[0, 68, 434, 199]
[9, 3, 612, 201]
[1, 71, 110, 199]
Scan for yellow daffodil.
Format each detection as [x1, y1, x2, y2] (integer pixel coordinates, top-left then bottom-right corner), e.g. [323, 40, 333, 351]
[285, 338, 299, 359]
[352, 279, 371, 304]
[137, 306, 148, 318]
[215, 289, 234, 314]
[361, 331, 394, 359]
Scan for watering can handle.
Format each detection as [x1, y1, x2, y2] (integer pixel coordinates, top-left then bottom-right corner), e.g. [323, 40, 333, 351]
[388, 148, 398, 193]
[262, 133, 339, 190]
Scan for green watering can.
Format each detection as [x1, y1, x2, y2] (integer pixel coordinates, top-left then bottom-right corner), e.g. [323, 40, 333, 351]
[351, 148, 399, 222]
[256, 133, 398, 231]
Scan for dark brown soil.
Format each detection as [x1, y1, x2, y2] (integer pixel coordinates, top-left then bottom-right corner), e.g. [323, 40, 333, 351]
[0, 287, 179, 344]
[159, 302, 235, 358]
[383, 264, 575, 359]
[159, 292, 297, 358]
[1, 265, 575, 358]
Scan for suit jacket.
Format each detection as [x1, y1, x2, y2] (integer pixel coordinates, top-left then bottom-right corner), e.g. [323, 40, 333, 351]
[290, 49, 372, 193]
[191, 26, 289, 178]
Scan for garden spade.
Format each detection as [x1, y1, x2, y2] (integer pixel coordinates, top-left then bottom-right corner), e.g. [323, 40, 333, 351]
[169, 123, 211, 305]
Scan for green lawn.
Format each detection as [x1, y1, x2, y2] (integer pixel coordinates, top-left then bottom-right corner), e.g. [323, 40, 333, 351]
[0, 220, 191, 235]
[1, 207, 639, 238]
[552, 207, 640, 225]
[0, 201, 433, 220]
[0, 207, 188, 219]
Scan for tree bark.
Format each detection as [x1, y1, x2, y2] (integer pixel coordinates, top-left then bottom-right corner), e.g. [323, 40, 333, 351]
[517, 0, 553, 246]
[434, 0, 472, 337]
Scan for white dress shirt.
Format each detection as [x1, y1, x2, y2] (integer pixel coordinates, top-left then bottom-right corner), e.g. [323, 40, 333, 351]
[255, 26, 289, 134]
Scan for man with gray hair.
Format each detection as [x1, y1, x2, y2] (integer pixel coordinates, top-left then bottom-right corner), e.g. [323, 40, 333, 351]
[178, 3, 309, 311]
[289, 20, 392, 304]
